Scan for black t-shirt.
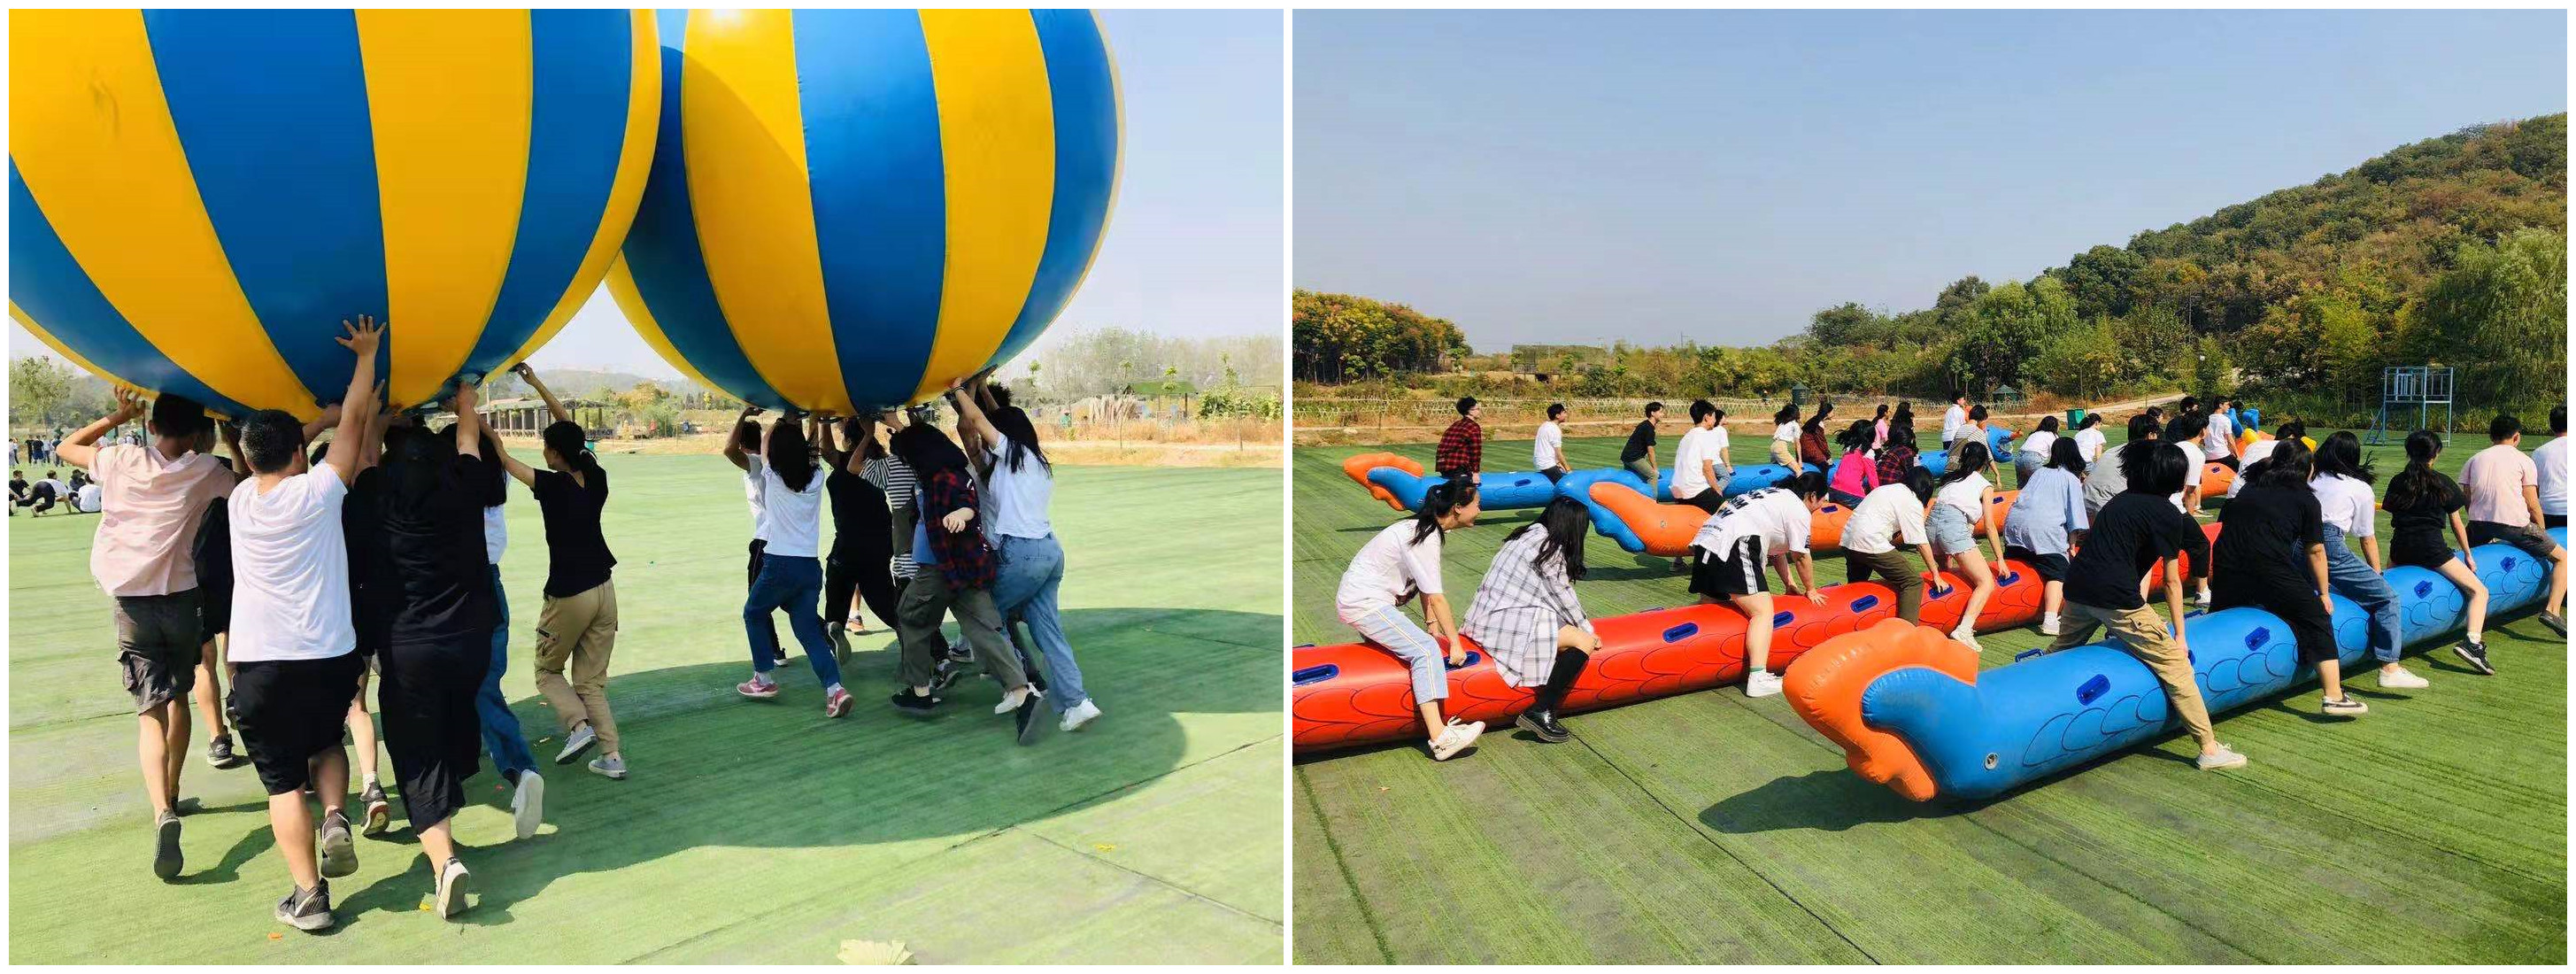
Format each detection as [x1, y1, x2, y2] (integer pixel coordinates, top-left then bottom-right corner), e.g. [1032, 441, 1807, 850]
[192, 498, 232, 615]
[2385, 472, 2465, 561]
[1620, 421, 1657, 463]
[532, 468, 616, 598]
[344, 468, 398, 647]
[825, 463, 890, 553]
[2211, 483, 2324, 598]
[380, 453, 500, 645]
[2063, 491, 2211, 610]
[8, 476, 25, 499]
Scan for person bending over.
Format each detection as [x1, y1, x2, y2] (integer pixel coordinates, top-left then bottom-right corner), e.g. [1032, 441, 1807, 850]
[1463, 498, 1599, 744]
[2006, 437, 2089, 636]
[2016, 415, 2062, 489]
[1335, 482, 1485, 760]
[1826, 419, 1879, 507]
[1842, 468, 1948, 626]
[1928, 441, 2008, 652]
[1686, 472, 1829, 699]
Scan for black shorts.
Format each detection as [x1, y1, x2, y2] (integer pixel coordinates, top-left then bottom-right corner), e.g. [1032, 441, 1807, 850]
[2004, 545, 2069, 584]
[2213, 578, 2337, 665]
[1688, 537, 1767, 599]
[2468, 520, 2560, 560]
[2547, 514, 2566, 530]
[230, 653, 366, 796]
[2212, 454, 2241, 471]
[1678, 491, 1724, 514]
[2388, 537, 2457, 572]
[1541, 468, 1566, 484]
[197, 584, 231, 645]
[114, 591, 204, 713]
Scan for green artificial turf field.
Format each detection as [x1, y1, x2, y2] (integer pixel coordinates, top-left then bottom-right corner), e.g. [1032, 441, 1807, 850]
[10, 455, 1284, 963]
[1294, 425, 2566, 964]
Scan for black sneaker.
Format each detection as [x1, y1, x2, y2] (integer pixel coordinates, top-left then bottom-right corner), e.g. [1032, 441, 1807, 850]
[929, 657, 962, 693]
[359, 783, 391, 838]
[318, 811, 358, 878]
[206, 735, 246, 769]
[2543, 613, 2567, 637]
[890, 690, 943, 718]
[2322, 695, 2369, 718]
[2453, 639, 2495, 676]
[944, 638, 975, 665]
[1014, 689, 1052, 746]
[434, 857, 473, 920]
[151, 810, 183, 880]
[1516, 707, 1571, 744]
[275, 880, 335, 932]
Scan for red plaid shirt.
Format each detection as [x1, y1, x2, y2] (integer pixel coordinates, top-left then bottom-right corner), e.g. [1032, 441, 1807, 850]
[921, 468, 996, 590]
[1435, 418, 1483, 477]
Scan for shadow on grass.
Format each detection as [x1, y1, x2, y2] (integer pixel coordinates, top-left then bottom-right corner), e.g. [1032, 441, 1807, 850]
[183, 607, 1280, 934]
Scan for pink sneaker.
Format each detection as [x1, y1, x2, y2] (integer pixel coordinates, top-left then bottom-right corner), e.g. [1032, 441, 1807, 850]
[737, 677, 779, 700]
[823, 687, 853, 718]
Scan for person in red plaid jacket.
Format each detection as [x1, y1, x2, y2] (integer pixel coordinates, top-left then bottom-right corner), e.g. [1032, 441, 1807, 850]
[1435, 398, 1484, 483]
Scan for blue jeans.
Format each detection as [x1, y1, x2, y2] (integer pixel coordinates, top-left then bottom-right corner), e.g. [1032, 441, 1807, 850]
[476, 566, 538, 777]
[745, 553, 843, 686]
[993, 534, 1085, 711]
[2323, 525, 2402, 663]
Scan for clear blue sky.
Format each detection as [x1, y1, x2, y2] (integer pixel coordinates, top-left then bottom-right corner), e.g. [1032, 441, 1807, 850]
[1295, 9, 2566, 352]
[11, 9, 1285, 379]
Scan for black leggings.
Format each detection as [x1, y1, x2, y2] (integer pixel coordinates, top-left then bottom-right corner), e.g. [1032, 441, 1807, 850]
[825, 544, 899, 632]
[748, 539, 776, 649]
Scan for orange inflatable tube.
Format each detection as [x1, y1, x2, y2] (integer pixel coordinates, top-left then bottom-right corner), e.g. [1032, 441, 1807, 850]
[1585, 483, 2017, 559]
[1340, 452, 1423, 511]
[1784, 619, 1978, 801]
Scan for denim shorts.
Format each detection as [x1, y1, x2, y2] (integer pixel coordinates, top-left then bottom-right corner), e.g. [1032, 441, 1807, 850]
[1928, 503, 1977, 555]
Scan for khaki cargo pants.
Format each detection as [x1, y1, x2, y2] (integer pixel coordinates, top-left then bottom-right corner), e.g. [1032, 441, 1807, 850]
[2046, 600, 2215, 748]
[536, 579, 621, 754]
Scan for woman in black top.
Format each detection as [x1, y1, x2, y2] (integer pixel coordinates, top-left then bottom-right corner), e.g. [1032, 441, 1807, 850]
[312, 411, 396, 837]
[372, 388, 504, 918]
[2210, 438, 2362, 716]
[2383, 429, 2490, 669]
[816, 414, 899, 663]
[490, 366, 625, 781]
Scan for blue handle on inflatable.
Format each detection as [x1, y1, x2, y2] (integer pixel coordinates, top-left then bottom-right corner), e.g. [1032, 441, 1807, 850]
[1292, 664, 1339, 686]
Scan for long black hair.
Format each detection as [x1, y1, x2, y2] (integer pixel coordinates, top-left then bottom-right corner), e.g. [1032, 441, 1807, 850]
[1873, 403, 1889, 421]
[1900, 467, 1937, 503]
[891, 423, 971, 480]
[1940, 441, 1991, 487]
[2122, 442, 2188, 496]
[1890, 403, 1918, 450]
[2247, 436, 2312, 491]
[2045, 436, 2085, 475]
[544, 420, 598, 478]
[2310, 430, 2374, 484]
[2386, 429, 2459, 512]
[1508, 497, 1590, 582]
[1772, 402, 1798, 424]
[2035, 414, 2061, 436]
[1410, 480, 1479, 545]
[1803, 399, 1833, 433]
[989, 406, 1053, 475]
[765, 417, 819, 492]
[1837, 418, 1874, 453]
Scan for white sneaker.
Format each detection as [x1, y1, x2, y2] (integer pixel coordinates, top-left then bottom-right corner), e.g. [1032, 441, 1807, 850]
[2196, 745, 2248, 770]
[1950, 627, 1983, 653]
[510, 771, 544, 841]
[1428, 719, 1485, 761]
[993, 686, 1033, 715]
[1743, 670, 1784, 698]
[1059, 699, 1103, 732]
[2194, 590, 2213, 607]
[2040, 614, 2061, 637]
[2377, 666, 2428, 690]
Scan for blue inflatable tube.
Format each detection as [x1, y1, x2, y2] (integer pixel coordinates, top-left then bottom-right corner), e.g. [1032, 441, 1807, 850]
[1809, 529, 2560, 802]
[1364, 467, 1559, 512]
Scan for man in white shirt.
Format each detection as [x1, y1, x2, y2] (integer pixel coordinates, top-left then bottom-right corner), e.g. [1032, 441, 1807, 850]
[1942, 394, 1970, 451]
[1686, 473, 1830, 699]
[2540, 405, 2568, 530]
[1670, 400, 1728, 512]
[1533, 403, 1569, 483]
[226, 316, 382, 932]
[2203, 399, 2237, 469]
[1840, 473, 1946, 624]
[2228, 421, 2299, 499]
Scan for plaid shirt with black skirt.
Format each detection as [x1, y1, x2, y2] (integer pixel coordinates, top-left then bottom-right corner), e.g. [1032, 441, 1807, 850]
[1461, 529, 1595, 688]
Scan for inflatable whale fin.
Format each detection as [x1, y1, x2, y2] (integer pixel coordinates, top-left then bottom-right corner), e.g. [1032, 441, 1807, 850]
[1785, 619, 1978, 802]
[1587, 481, 1704, 556]
[1342, 452, 1423, 511]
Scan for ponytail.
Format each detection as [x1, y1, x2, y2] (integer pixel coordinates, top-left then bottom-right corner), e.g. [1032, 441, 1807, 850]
[543, 421, 598, 476]
[1940, 441, 1990, 487]
[2385, 429, 2451, 512]
[1411, 480, 1478, 545]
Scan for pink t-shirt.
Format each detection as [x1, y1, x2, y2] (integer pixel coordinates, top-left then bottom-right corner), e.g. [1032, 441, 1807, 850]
[86, 444, 235, 597]
[1830, 451, 1879, 499]
[2460, 443, 2540, 527]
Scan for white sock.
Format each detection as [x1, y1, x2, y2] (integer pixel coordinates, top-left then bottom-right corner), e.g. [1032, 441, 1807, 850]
[363, 775, 379, 789]
[826, 683, 845, 695]
[2042, 612, 2060, 629]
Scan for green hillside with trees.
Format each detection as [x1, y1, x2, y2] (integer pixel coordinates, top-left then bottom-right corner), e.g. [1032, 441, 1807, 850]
[1297, 114, 2566, 422]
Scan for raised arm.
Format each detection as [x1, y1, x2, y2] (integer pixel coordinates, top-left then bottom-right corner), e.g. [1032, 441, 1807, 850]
[814, 412, 846, 469]
[321, 316, 383, 484]
[721, 405, 759, 473]
[56, 387, 144, 471]
[453, 377, 485, 460]
[842, 415, 876, 474]
[946, 377, 1001, 450]
[220, 419, 249, 478]
[513, 362, 572, 425]
[358, 384, 390, 472]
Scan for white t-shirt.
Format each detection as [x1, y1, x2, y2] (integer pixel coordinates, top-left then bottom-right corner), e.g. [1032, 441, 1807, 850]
[1671, 426, 1722, 499]
[2537, 436, 2568, 517]
[1842, 483, 1929, 556]
[1691, 488, 1812, 557]
[2171, 441, 2205, 511]
[1772, 421, 1799, 444]
[1533, 421, 1564, 470]
[1934, 472, 1989, 520]
[2073, 427, 2107, 464]
[1942, 405, 1969, 442]
[76, 483, 102, 511]
[2229, 437, 2281, 499]
[756, 464, 826, 559]
[2022, 430, 2058, 460]
[982, 433, 1054, 541]
[2310, 473, 2375, 537]
[483, 506, 507, 565]
[1337, 520, 1444, 619]
[2203, 412, 2235, 458]
[226, 472, 354, 662]
[743, 464, 769, 543]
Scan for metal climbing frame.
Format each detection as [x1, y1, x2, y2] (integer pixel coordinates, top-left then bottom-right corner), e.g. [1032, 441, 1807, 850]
[2367, 366, 2454, 445]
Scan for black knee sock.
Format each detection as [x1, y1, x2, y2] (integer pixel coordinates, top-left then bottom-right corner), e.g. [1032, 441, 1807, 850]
[1536, 648, 1590, 711]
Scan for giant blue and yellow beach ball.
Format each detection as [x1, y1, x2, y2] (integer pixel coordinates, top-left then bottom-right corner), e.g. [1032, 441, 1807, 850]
[10, 9, 659, 418]
[611, 9, 1122, 414]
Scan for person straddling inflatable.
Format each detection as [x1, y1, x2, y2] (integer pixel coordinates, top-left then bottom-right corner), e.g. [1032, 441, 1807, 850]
[1875, 406, 1920, 484]
[1462, 498, 1598, 744]
[224, 316, 382, 931]
[1870, 403, 1891, 454]
[2538, 405, 2567, 530]
[2310, 432, 2419, 692]
[2382, 430, 2492, 673]
[729, 412, 853, 717]
[1797, 401, 1834, 471]
[2459, 414, 2569, 635]
[1941, 393, 1971, 452]
[2071, 412, 2108, 466]
[1767, 403, 1801, 469]
[2046, 441, 2244, 770]
[949, 378, 1103, 734]
[1826, 419, 1878, 506]
[2203, 398, 2240, 471]
[2016, 415, 2062, 489]
[1928, 441, 2008, 652]
[2082, 415, 2155, 522]
[2006, 437, 2089, 637]
[1334, 481, 1485, 759]
[2164, 411, 2211, 523]
[2211, 438, 2367, 716]
[2228, 420, 2303, 499]
[887, 422, 1049, 742]
[1842, 468, 1947, 626]
[487, 375, 628, 781]
[1685, 472, 1829, 699]
[1667, 400, 1729, 573]
[1435, 397, 1483, 483]
[1622, 402, 1665, 483]
[58, 387, 239, 880]
[1534, 404, 1570, 483]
